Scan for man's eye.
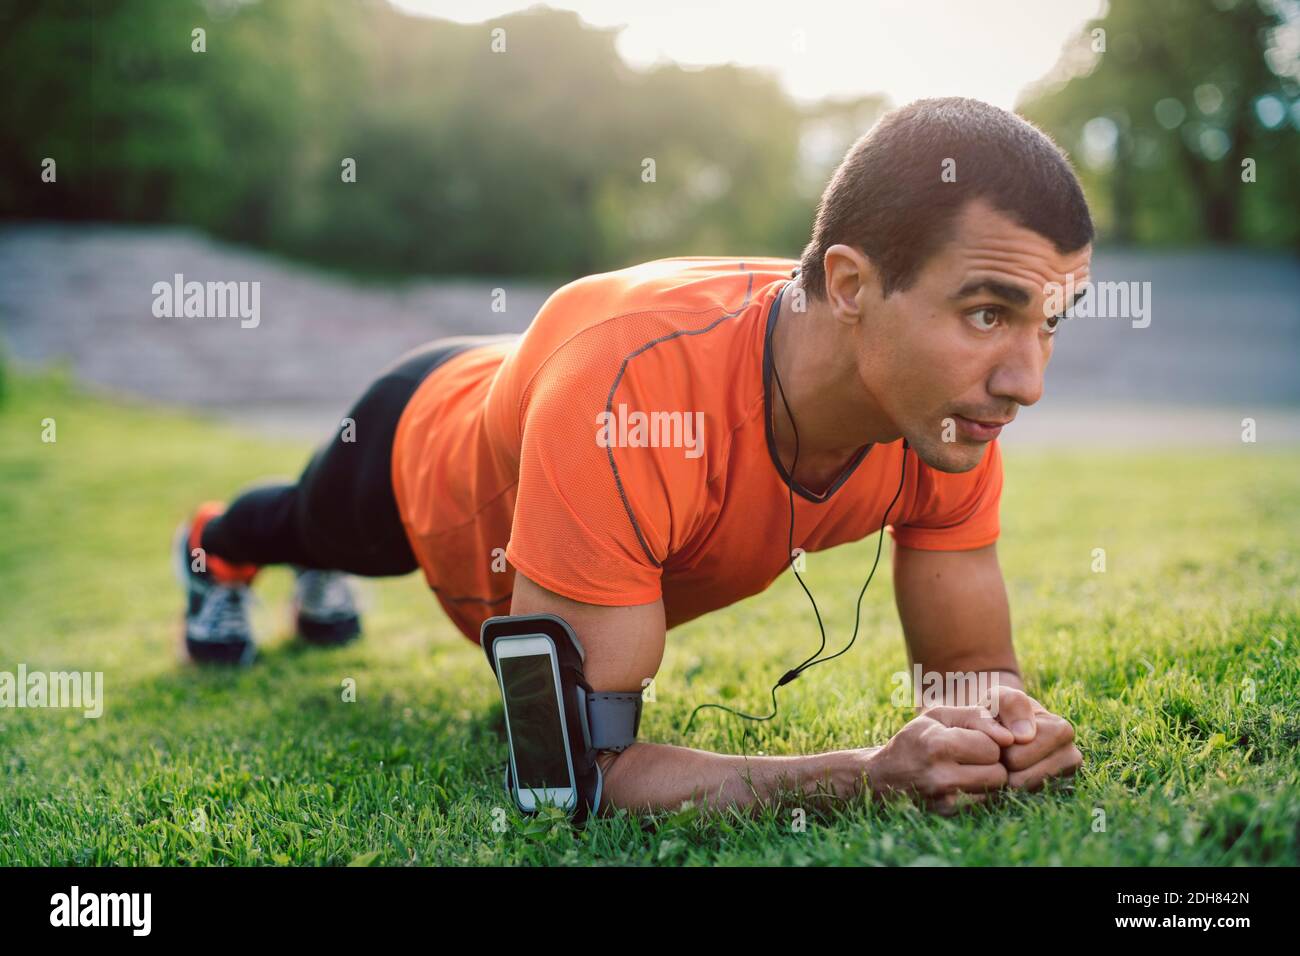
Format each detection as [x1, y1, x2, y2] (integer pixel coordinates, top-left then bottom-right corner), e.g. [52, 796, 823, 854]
[1041, 314, 1062, 335]
[966, 307, 1001, 331]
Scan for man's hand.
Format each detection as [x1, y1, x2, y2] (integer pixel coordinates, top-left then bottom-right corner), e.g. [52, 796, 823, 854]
[981, 684, 1082, 791]
[893, 543, 1083, 801]
[865, 705, 1015, 816]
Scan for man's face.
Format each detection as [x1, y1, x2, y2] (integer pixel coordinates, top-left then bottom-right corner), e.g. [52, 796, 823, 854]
[858, 197, 1092, 473]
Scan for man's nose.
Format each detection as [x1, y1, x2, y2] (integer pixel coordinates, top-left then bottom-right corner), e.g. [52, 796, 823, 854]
[990, 328, 1046, 408]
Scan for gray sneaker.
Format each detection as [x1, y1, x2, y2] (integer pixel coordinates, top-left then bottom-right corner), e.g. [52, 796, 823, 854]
[173, 521, 257, 666]
[293, 568, 362, 646]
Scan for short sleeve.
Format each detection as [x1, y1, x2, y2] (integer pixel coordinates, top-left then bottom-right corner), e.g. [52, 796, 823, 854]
[505, 346, 684, 607]
[888, 439, 1003, 551]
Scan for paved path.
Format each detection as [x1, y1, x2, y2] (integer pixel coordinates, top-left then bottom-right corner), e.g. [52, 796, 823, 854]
[2, 223, 1298, 446]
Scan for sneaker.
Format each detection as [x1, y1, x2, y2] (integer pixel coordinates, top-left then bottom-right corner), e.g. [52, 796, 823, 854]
[293, 568, 362, 646]
[173, 503, 260, 666]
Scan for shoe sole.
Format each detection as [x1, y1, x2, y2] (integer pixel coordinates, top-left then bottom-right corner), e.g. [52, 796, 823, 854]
[294, 605, 363, 647]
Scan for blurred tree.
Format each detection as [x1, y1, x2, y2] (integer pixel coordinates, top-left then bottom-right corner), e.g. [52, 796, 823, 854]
[0, 0, 819, 276]
[1021, 0, 1300, 247]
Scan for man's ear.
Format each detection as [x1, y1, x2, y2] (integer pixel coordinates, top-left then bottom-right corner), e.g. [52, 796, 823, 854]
[822, 243, 878, 325]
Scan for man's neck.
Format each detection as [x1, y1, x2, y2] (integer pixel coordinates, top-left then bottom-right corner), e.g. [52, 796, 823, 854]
[769, 279, 897, 489]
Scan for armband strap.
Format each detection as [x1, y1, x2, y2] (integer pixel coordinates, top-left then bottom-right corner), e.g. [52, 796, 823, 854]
[585, 692, 642, 752]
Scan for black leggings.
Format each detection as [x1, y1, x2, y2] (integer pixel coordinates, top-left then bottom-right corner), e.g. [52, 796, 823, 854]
[201, 336, 513, 576]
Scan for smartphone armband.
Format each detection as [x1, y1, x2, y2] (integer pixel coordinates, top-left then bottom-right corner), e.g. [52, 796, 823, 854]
[481, 613, 642, 825]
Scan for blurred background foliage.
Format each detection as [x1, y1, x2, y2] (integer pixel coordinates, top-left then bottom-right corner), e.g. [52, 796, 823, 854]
[1, 0, 1296, 281]
[1022, 0, 1300, 248]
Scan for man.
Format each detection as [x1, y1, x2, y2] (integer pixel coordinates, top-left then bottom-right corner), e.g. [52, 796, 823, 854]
[176, 97, 1089, 816]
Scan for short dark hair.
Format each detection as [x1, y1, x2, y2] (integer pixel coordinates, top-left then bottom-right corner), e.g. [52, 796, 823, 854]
[798, 97, 1094, 299]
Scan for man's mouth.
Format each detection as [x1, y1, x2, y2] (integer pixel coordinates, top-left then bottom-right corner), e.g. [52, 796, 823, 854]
[952, 413, 1012, 441]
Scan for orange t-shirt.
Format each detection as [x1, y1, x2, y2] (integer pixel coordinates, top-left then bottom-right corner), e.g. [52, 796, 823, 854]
[391, 257, 1003, 643]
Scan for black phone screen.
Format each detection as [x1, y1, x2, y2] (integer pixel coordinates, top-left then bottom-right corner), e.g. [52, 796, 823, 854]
[499, 652, 571, 791]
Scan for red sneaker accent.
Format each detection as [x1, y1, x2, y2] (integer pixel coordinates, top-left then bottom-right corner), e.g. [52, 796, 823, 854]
[188, 501, 260, 585]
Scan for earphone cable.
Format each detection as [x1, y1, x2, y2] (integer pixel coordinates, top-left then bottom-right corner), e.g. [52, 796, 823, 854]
[681, 284, 908, 734]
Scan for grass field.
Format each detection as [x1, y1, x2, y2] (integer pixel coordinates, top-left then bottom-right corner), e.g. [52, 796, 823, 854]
[1, 369, 1297, 866]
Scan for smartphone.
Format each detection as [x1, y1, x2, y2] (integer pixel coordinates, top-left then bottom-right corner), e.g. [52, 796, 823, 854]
[494, 634, 577, 812]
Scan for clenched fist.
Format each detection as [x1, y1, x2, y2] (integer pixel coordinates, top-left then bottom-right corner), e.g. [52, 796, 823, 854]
[979, 685, 1083, 792]
[864, 705, 1015, 815]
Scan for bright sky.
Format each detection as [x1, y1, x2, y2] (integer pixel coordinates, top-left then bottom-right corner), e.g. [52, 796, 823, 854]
[388, 0, 1105, 108]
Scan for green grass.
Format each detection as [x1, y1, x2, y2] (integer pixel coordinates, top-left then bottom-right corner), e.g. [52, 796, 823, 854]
[1, 370, 1298, 866]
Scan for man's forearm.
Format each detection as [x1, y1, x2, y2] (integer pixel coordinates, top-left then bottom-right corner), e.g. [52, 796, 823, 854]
[596, 741, 878, 814]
